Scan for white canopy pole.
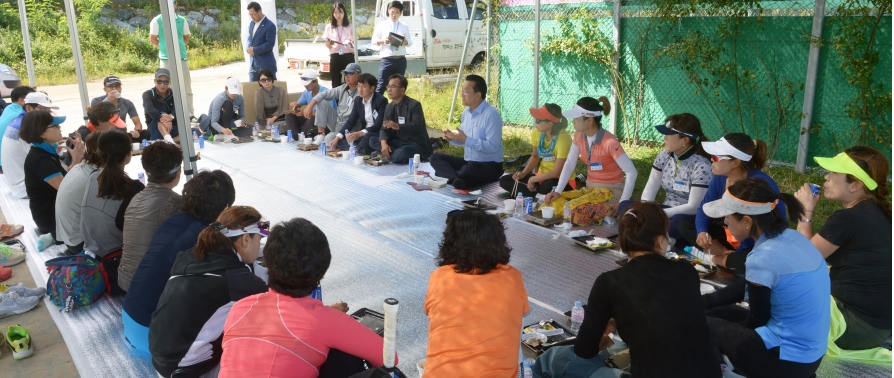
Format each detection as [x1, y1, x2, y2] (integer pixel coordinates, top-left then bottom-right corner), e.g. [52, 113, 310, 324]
[62, 0, 90, 122]
[447, 0, 481, 125]
[159, 0, 196, 180]
[533, 0, 540, 108]
[17, 0, 36, 87]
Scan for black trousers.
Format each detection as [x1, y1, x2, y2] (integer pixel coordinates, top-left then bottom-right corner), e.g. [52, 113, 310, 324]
[707, 317, 822, 378]
[429, 153, 503, 190]
[285, 114, 318, 138]
[129, 130, 151, 143]
[329, 53, 356, 89]
[208, 102, 252, 138]
[498, 173, 569, 197]
[376, 56, 407, 94]
[677, 217, 751, 275]
[65, 242, 84, 256]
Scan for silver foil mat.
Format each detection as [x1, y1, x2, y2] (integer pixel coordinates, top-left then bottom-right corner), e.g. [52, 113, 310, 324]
[0, 141, 887, 377]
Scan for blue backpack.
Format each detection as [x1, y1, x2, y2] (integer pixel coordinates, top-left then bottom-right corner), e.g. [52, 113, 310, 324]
[45, 253, 106, 312]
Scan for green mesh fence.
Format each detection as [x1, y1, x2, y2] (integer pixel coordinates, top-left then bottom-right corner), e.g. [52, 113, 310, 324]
[487, 0, 892, 166]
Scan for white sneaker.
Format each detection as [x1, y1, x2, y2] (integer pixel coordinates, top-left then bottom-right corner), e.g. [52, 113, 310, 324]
[0, 283, 46, 300]
[0, 296, 40, 319]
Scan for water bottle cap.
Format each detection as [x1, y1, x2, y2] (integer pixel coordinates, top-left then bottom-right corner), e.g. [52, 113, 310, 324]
[574, 300, 582, 307]
[523, 361, 531, 368]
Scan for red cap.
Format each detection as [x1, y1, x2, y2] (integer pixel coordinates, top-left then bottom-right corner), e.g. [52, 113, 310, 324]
[529, 106, 560, 123]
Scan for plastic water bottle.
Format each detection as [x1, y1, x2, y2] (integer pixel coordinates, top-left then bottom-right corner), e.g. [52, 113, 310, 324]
[563, 202, 572, 224]
[192, 131, 198, 147]
[287, 130, 293, 143]
[198, 134, 204, 149]
[408, 156, 416, 174]
[311, 285, 322, 301]
[570, 300, 584, 333]
[522, 361, 533, 378]
[137, 172, 146, 185]
[515, 193, 524, 218]
[299, 132, 305, 143]
[349, 145, 356, 160]
[252, 123, 258, 137]
[272, 125, 280, 139]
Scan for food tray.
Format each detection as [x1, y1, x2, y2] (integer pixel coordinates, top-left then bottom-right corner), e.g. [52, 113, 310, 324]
[261, 136, 281, 143]
[365, 157, 389, 166]
[326, 149, 342, 158]
[297, 143, 319, 151]
[571, 236, 615, 252]
[461, 199, 497, 211]
[524, 210, 563, 226]
[521, 320, 576, 355]
[351, 308, 385, 336]
[231, 136, 254, 144]
[674, 255, 718, 277]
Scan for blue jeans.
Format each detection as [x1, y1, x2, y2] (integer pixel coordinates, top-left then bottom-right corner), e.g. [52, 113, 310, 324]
[376, 56, 408, 94]
[249, 63, 278, 82]
[533, 342, 630, 378]
[617, 200, 691, 241]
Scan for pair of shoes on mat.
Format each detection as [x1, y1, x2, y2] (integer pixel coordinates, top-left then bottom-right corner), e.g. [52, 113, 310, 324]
[37, 233, 55, 252]
[0, 325, 34, 360]
[0, 284, 44, 319]
[0, 283, 46, 300]
[0, 224, 24, 241]
[0, 243, 25, 267]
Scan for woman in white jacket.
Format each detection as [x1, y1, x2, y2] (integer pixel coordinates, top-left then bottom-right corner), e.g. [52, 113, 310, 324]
[617, 113, 713, 243]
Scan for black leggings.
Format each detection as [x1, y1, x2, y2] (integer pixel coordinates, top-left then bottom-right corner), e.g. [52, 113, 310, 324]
[707, 317, 822, 378]
[498, 173, 569, 197]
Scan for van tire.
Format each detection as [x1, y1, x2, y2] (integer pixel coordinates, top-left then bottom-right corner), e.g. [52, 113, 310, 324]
[469, 52, 486, 70]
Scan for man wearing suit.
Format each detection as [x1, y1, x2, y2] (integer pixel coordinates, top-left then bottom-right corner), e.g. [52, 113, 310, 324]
[376, 74, 432, 164]
[329, 73, 386, 153]
[246, 2, 277, 82]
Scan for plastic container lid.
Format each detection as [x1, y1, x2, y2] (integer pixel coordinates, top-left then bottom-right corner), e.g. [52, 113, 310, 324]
[574, 300, 582, 307]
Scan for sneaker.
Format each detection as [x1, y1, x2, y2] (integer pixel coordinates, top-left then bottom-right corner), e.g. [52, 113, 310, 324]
[0, 295, 40, 319]
[6, 324, 33, 359]
[0, 223, 23, 240]
[0, 283, 46, 299]
[37, 233, 54, 252]
[0, 244, 25, 267]
[0, 266, 10, 282]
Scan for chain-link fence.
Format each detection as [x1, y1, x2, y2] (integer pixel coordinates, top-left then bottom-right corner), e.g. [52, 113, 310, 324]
[485, 0, 892, 167]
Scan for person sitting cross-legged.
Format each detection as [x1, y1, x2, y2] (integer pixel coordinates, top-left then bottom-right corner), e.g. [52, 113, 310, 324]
[142, 68, 181, 142]
[328, 73, 386, 153]
[429, 75, 503, 190]
[90, 75, 150, 142]
[219, 218, 396, 378]
[498, 103, 572, 197]
[200, 77, 250, 138]
[304, 63, 361, 146]
[284, 69, 334, 139]
[374, 74, 432, 164]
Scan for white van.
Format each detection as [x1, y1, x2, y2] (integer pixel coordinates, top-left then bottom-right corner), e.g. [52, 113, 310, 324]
[283, 0, 487, 78]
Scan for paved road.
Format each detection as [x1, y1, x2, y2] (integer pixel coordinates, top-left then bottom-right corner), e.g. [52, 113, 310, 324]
[38, 59, 329, 136]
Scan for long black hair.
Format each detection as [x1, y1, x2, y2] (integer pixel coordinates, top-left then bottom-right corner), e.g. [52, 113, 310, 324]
[96, 130, 133, 200]
[330, 2, 351, 27]
[576, 96, 611, 129]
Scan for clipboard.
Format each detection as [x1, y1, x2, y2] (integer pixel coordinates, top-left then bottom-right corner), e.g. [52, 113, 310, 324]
[388, 32, 405, 48]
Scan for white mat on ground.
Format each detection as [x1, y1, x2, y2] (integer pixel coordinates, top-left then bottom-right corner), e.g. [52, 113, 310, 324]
[0, 140, 889, 378]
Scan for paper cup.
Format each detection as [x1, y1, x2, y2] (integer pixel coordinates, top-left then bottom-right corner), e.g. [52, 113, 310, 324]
[414, 175, 424, 184]
[354, 156, 364, 165]
[504, 199, 515, 211]
[416, 359, 426, 377]
[280, 135, 288, 143]
[303, 138, 312, 145]
[542, 207, 555, 218]
[132, 143, 140, 151]
[342, 152, 351, 160]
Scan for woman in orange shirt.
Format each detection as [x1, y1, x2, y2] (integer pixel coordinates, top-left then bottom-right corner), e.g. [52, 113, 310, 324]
[425, 210, 530, 377]
[544, 96, 638, 205]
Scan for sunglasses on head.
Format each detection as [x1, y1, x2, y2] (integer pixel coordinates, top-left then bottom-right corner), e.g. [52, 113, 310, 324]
[711, 155, 734, 162]
[156, 80, 170, 85]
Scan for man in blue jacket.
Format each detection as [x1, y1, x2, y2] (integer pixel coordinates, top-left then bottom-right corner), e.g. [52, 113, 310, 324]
[246, 2, 277, 82]
[328, 73, 387, 153]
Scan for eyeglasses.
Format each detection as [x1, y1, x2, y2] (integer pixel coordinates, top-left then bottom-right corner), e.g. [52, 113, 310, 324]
[156, 80, 170, 85]
[259, 78, 272, 83]
[711, 155, 734, 162]
[534, 119, 552, 124]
